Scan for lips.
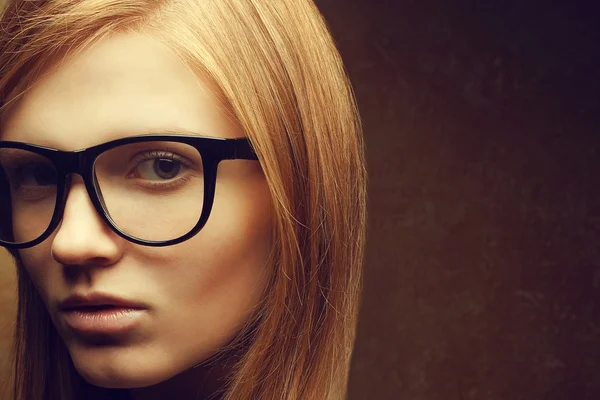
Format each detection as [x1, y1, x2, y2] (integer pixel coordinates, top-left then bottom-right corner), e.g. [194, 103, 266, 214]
[59, 292, 148, 311]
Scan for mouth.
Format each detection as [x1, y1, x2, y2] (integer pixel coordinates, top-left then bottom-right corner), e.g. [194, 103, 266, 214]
[59, 292, 148, 311]
[60, 306, 147, 336]
[70, 305, 124, 311]
[58, 293, 148, 336]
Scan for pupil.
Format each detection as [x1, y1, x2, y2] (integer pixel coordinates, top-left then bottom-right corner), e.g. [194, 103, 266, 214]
[33, 165, 56, 185]
[154, 159, 180, 179]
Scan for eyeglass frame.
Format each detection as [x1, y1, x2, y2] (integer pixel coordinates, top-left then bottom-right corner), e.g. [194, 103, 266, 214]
[0, 133, 259, 249]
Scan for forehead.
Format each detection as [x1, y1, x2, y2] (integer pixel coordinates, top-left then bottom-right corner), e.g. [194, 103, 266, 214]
[0, 32, 242, 149]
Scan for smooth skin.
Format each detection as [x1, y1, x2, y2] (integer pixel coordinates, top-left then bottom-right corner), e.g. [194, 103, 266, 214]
[1, 32, 273, 399]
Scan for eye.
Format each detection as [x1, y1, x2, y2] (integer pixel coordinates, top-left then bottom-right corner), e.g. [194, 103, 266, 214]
[137, 157, 183, 180]
[131, 151, 190, 181]
[15, 163, 57, 187]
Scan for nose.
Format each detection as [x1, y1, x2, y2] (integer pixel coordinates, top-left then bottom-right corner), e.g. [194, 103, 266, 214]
[50, 176, 124, 267]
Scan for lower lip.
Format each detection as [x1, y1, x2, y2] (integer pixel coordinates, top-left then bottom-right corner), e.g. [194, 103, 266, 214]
[61, 307, 146, 336]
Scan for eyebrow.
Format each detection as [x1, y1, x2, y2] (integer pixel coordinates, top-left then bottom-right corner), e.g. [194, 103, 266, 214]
[157, 127, 216, 137]
[1, 126, 238, 147]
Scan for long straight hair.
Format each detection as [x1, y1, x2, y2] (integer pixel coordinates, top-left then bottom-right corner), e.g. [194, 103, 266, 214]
[0, 1, 367, 399]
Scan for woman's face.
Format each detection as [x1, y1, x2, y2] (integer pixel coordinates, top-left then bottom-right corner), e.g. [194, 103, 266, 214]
[0, 32, 273, 388]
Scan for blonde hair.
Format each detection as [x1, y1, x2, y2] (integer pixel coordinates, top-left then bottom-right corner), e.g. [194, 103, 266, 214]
[0, 1, 367, 399]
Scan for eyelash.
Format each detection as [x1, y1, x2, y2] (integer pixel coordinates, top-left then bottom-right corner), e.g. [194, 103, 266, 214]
[131, 150, 190, 165]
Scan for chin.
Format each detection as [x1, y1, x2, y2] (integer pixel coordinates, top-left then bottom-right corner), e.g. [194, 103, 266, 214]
[82, 370, 171, 389]
[71, 356, 179, 389]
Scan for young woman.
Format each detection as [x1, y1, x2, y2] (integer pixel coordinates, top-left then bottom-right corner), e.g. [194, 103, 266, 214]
[0, 0, 367, 399]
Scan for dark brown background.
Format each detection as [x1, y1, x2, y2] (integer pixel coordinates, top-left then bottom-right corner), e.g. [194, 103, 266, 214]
[1, 1, 599, 399]
[312, 1, 599, 399]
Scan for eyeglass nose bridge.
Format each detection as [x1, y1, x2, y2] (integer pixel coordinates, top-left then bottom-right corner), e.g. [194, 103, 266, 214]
[51, 149, 105, 225]
[53, 148, 91, 176]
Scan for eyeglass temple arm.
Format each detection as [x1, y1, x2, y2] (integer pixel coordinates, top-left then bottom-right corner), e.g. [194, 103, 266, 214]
[222, 138, 258, 161]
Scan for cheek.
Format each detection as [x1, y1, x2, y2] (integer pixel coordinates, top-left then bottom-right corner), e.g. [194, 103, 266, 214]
[142, 170, 273, 344]
[17, 242, 55, 302]
[177, 176, 272, 299]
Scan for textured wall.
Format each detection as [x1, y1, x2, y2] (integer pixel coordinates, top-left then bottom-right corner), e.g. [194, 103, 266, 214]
[313, 1, 599, 399]
[0, 1, 599, 400]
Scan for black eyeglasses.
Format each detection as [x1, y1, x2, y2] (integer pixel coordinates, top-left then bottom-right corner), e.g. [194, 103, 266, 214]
[0, 134, 258, 248]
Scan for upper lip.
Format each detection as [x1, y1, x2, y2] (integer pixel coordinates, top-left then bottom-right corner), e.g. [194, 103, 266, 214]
[59, 293, 147, 311]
